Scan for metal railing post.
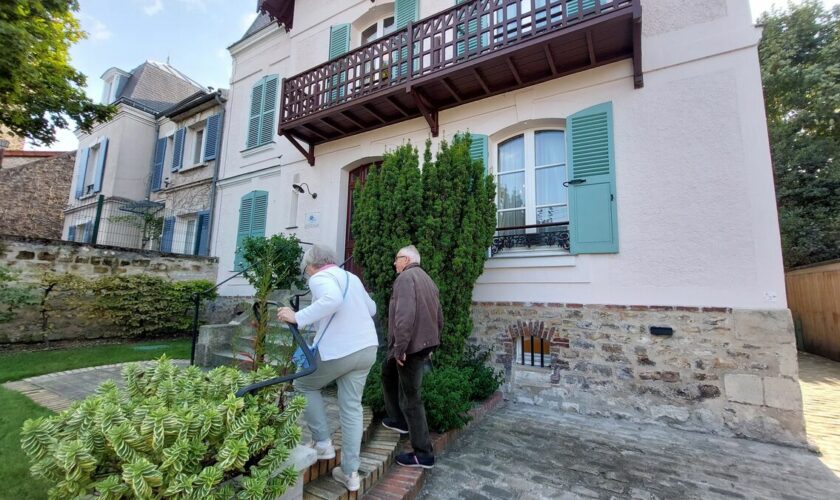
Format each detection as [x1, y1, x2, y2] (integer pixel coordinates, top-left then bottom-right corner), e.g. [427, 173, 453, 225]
[91, 194, 104, 245]
[190, 292, 201, 365]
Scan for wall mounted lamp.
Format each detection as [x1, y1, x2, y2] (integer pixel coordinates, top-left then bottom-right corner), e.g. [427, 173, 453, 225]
[292, 182, 317, 199]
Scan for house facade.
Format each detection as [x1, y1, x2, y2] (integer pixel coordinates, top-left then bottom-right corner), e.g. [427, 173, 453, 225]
[64, 61, 224, 256]
[213, 0, 803, 445]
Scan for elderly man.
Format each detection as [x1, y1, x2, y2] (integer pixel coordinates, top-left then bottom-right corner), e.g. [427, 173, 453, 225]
[381, 245, 442, 469]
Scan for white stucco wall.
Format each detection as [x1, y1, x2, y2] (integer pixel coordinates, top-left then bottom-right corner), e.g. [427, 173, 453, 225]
[212, 0, 785, 310]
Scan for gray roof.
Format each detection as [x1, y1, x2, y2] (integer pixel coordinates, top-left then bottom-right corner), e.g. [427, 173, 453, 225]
[117, 61, 206, 113]
[237, 12, 275, 44]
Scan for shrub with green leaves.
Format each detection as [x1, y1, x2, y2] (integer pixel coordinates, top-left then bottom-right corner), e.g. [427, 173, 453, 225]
[0, 264, 38, 322]
[421, 366, 473, 433]
[20, 357, 304, 500]
[459, 344, 504, 401]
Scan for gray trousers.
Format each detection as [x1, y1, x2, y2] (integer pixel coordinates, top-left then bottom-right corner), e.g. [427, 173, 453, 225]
[294, 346, 377, 475]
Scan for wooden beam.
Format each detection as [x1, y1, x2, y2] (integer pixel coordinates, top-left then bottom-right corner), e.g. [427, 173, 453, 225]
[409, 89, 439, 137]
[472, 68, 491, 95]
[283, 132, 315, 166]
[506, 57, 522, 85]
[440, 78, 462, 102]
[386, 96, 411, 117]
[362, 104, 387, 124]
[543, 45, 557, 75]
[319, 118, 347, 135]
[586, 31, 597, 65]
[340, 110, 365, 130]
[302, 123, 328, 141]
[632, 12, 643, 88]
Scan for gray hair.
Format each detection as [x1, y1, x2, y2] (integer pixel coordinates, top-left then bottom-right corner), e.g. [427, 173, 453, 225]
[301, 245, 337, 272]
[397, 245, 421, 265]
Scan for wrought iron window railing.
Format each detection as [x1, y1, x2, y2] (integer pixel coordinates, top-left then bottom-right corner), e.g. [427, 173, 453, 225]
[280, 0, 636, 124]
[491, 222, 569, 255]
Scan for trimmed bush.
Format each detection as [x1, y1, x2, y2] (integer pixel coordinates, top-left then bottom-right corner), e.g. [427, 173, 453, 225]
[459, 344, 504, 401]
[421, 366, 473, 433]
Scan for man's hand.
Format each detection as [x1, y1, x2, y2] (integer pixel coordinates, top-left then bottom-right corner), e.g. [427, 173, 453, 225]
[396, 353, 406, 367]
[277, 307, 297, 324]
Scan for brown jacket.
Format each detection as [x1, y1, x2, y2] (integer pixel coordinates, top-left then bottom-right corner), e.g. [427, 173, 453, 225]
[388, 263, 443, 359]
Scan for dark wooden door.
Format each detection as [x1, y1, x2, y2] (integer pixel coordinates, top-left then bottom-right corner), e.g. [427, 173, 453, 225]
[344, 162, 375, 278]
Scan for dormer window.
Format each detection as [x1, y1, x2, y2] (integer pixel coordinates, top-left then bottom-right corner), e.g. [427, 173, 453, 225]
[100, 68, 130, 105]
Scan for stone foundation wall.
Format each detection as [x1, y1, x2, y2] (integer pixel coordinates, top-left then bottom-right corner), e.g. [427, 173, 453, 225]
[471, 302, 806, 446]
[0, 234, 219, 343]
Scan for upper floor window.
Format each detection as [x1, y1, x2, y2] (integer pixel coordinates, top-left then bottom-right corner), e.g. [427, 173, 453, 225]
[246, 75, 279, 149]
[190, 125, 205, 166]
[361, 16, 395, 44]
[496, 129, 567, 234]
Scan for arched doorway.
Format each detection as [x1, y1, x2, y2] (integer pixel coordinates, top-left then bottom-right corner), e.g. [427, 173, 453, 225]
[344, 162, 378, 278]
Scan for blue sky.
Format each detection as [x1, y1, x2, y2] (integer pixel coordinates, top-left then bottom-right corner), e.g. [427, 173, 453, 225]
[36, 0, 840, 151]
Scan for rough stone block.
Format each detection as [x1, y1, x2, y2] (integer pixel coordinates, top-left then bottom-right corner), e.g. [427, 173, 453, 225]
[16, 251, 34, 260]
[37, 252, 56, 261]
[763, 377, 802, 411]
[724, 374, 763, 405]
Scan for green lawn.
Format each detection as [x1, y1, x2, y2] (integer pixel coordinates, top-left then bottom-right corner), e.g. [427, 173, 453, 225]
[0, 338, 192, 500]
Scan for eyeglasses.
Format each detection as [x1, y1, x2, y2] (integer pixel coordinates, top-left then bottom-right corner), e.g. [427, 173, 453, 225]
[394, 255, 408, 263]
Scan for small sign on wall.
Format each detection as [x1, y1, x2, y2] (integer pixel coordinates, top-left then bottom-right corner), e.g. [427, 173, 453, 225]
[305, 212, 320, 228]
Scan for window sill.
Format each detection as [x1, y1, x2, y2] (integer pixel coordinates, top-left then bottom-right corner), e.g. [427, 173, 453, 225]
[240, 142, 276, 157]
[285, 226, 298, 230]
[179, 162, 207, 173]
[485, 250, 575, 269]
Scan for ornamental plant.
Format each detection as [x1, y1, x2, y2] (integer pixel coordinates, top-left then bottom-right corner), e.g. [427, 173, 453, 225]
[20, 357, 305, 500]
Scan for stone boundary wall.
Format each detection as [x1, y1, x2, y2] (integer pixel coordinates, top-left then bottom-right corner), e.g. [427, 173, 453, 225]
[471, 301, 806, 447]
[0, 234, 221, 343]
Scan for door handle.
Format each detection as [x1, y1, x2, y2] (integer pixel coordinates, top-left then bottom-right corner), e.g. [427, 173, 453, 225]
[563, 179, 586, 187]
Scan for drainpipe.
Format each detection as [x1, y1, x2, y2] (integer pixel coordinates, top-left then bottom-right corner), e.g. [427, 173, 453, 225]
[146, 122, 160, 199]
[206, 90, 227, 255]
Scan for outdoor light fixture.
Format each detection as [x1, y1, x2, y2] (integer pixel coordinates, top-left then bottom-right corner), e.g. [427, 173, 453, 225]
[292, 182, 317, 199]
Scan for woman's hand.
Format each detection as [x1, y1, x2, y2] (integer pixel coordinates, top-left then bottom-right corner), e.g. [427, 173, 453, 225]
[277, 307, 297, 324]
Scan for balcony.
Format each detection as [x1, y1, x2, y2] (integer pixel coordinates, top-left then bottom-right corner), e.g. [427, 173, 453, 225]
[278, 0, 642, 165]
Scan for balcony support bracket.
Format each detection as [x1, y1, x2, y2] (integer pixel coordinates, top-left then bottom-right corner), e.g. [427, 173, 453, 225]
[282, 131, 315, 166]
[632, 7, 644, 89]
[409, 88, 439, 137]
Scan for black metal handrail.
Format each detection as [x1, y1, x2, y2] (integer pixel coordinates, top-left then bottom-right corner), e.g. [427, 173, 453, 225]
[491, 221, 570, 255]
[235, 319, 316, 397]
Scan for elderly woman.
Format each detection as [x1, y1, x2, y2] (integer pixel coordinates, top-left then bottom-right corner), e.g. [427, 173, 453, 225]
[277, 245, 377, 493]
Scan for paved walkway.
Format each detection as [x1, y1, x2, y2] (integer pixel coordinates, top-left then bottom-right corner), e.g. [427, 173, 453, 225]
[798, 352, 840, 475]
[418, 402, 838, 500]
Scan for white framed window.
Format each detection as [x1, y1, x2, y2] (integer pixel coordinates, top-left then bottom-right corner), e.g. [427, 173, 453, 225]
[82, 143, 100, 196]
[361, 16, 395, 45]
[192, 128, 205, 166]
[496, 129, 568, 235]
[183, 218, 197, 255]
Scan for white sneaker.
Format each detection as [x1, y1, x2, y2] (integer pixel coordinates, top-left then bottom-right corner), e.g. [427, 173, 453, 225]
[306, 440, 336, 460]
[332, 467, 361, 492]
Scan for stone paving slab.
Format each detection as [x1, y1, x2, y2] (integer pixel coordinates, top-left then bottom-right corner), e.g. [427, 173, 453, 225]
[798, 352, 840, 475]
[418, 402, 839, 500]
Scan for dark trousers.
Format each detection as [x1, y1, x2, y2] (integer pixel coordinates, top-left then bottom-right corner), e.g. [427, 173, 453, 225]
[382, 348, 434, 457]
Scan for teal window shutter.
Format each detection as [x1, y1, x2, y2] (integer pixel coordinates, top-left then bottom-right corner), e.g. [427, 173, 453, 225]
[247, 79, 264, 149]
[395, 0, 419, 29]
[203, 113, 222, 161]
[151, 137, 167, 191]
[567, 101, 618, 254]
[160, 216, 176, 253]
[172, 128, 186, 171]
[468, 134, 489, 173]
[92, 138, 109, 193]
[566, 0, 604, 19]
[82, 222, 93, 243]
[67, 226, 76, 242]
[260, 77, 278, 146]
[328, 24, 351, 59]
[195, 210, 211, 256]
[74, 148, 90, 199]
[234, 190, 269, 269]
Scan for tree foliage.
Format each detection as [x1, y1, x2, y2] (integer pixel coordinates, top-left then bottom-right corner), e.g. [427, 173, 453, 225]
[21, 357, 305, 499]
[0, 1, 114, 145]
[758, 1, 840, 267]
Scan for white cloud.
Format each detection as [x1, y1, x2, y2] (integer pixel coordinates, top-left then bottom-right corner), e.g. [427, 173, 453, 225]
[78, 13, 112, 41]
[178, 0, 208, 11]
[240, 11, 258, 31]
[143, 0, 163, 16]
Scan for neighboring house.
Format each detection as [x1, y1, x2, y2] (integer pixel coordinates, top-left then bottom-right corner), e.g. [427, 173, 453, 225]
[213, 0, 803, 446]
[0, 151, 75, 239]
[0, 150, 68, 170]
[64, 61, 225, 256]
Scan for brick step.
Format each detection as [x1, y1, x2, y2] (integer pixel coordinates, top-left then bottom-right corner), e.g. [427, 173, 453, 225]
[302, 406, 374, 485]
[303, 426, 403, 500]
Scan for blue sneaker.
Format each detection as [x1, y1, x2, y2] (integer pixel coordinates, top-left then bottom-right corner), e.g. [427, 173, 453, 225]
[395, 452, 434, 469]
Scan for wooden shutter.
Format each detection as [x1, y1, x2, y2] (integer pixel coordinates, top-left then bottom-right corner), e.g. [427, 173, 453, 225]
[247, 79, 264, 149]
[67, 226, 76, 242]
[172, 128, 186, 171]
[203, 113, 222, 161]
[74, 148, 90, 199]
[234, 190, 269, 269]
[195, 210, 211, 256]
[92, 138, 108, 193]
[251, 191, 268, 239]
[566, 0, 602, 20]
[82, 222, 93, 243]
[395, 0, 419, 29]
[328, 24, 351, 59]
[259, 77, 278, 146]
[151, 137, 167, 192]
[567, 102, 618, 254]
[160, 216, 176, 253]
[469, 134, 489, 173]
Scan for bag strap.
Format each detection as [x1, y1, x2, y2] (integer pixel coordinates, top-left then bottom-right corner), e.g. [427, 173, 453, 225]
[311, 270, 350, 350]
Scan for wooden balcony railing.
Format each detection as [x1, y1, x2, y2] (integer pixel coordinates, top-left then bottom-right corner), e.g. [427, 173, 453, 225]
[279, 0, 641, 165]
